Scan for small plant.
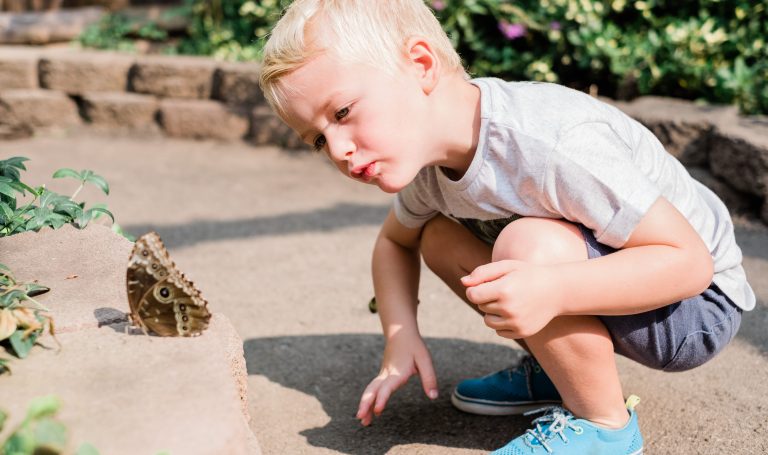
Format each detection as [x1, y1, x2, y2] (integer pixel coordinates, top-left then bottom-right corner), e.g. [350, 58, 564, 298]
[0, 262, 53, 374]
[77, 12, 168, 52]
[0, 156, 129, 372]
[0, 156, 130, 239]
[0, 395, 100, 455]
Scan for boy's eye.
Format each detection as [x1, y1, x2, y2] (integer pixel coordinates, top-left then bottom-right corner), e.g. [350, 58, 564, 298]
[313, 134, 327, 151]
[335, 107, 349, 121]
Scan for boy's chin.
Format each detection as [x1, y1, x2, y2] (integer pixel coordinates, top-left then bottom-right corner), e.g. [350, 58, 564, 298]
[374, 175, 414, 194]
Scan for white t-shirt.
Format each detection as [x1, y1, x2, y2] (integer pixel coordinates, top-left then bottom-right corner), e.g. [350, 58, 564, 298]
[394, 77, 755, 311]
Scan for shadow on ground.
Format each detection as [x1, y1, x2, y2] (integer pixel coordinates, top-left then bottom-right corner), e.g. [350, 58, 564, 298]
[123, 202, 390, 249]
[244, 334, 531, 454]
[737, 299, 768, 356]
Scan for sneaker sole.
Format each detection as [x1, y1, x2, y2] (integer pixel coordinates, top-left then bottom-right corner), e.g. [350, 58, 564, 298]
[451, 390, 562, 416]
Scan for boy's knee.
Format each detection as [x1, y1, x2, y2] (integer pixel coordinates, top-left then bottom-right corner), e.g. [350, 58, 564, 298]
[492, 218, 587, 264]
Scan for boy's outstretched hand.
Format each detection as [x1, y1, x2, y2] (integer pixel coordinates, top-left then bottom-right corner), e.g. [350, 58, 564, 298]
[462, 260, 562, 339]
[356, 330, 438, 426]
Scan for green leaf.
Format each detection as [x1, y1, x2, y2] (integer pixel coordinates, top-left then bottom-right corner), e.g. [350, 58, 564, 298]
[33, 417, 67, 451]
[52, 168, 82, 180]
[112, 223, 136, 241]
[1, 289, 30, 307]
[25, 395, 61, 420]
[0, 357, 10, 374]
[76, 443, 101, 455]
[85, 173, 110, 195]
[1, 156, 29, 170]
[0, 182, 16, 199]
[9, 328, 38, 358]
[2, 426, 34, 454]
[25, 284, 50, 298]
[86, 207, 114, 223]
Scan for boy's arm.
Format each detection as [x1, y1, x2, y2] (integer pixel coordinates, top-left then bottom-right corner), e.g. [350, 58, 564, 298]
[357, 208, 438, 426]
[372, 208, 422, 340]
[463, 197, 714, 337]
[555, 196, 714, 316]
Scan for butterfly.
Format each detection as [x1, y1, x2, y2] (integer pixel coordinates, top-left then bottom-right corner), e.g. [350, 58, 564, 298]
[126, 232, 211, 337]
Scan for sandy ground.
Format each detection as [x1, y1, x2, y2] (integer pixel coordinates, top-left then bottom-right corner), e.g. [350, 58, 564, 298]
[3, 131, 766, 454]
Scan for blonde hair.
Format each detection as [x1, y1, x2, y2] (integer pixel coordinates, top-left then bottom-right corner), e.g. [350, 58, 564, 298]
[259, 0, 466, 117]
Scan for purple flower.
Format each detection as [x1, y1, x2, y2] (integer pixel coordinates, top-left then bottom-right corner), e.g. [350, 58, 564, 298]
[498, 21, 526, 40]
[549, 21, 562, 31]
[431, 0, 446, 11]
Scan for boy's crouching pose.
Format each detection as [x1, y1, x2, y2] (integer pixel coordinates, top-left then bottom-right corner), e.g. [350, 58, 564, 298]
[259, 1, 755, 453]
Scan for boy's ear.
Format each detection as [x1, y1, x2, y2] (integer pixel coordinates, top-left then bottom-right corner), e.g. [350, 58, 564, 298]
[404, 36, 440, 95]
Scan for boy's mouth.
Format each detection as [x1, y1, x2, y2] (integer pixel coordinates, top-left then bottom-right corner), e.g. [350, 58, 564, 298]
[351, 161, 378, 180]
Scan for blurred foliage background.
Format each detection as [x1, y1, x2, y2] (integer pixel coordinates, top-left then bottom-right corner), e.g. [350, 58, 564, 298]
[78, 0, 768, 115]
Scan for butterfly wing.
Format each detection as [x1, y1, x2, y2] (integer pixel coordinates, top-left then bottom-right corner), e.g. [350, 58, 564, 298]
[126, 232, 211, 337]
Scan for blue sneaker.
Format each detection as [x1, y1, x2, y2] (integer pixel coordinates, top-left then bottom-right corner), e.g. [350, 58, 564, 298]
[452, 356, 561, 415]
[491, 396, 644, 455]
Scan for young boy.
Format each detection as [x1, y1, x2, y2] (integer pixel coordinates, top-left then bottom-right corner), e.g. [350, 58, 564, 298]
[259, 1, 754, 453]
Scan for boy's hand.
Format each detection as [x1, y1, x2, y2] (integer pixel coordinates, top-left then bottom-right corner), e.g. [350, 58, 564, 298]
[356, 331, 438, 426]
[462, 260, 563, 339]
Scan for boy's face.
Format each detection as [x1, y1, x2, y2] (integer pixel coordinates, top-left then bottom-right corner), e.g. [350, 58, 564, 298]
[280, 52, 436, 193]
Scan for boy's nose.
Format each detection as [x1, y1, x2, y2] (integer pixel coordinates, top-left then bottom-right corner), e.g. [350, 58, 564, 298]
[327, 136, 355, 162]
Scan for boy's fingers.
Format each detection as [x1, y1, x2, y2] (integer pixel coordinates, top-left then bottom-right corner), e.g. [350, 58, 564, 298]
[465, 280, 502, 305]
[461, 260, 515, 286]
[357, 379, 383, 419]
[373, 383, 394, 415]
[415, 355, 439, 399]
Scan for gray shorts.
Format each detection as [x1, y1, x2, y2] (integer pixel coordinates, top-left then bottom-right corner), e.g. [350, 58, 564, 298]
[578, 224, 742, 372]
[461, 218, 742, 372]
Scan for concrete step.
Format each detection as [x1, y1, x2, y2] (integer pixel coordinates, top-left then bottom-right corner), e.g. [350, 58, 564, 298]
[0, 225, 260, 454]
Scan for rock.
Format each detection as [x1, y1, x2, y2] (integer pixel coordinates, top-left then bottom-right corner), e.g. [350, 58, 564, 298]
[0, 7, 105, 45]
[80, 91, 158, 130]
[0, 225, 260, 454]
[212, 62, 265, 106]
[159, 99, 250, 140]
[39, 50, 135, 94]
[0, 45, 39, 89]
[130, 55, 217, 99]
[249, 106, 305, 150]
[0, 89, 80, 128]
[708, 115, 768, 200]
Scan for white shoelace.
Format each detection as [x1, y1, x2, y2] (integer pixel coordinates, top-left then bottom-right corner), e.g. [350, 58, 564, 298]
[522, 407, 583, 453]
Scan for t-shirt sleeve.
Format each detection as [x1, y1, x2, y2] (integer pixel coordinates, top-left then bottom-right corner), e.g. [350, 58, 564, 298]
[393, 179, 439, 229]
[542, 122, 661, 248]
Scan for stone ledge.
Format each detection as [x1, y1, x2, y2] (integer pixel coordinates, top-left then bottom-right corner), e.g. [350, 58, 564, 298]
[40, 51, 135, 93]
[80, 91, 159, 130]
[0, 88, 80, 129]
[130, 55, 218, 100]
[0, 46, 38, 89]
[160, 99, 250, 141]
[0, 225, 260, 454]
[0, 7, 105, 45]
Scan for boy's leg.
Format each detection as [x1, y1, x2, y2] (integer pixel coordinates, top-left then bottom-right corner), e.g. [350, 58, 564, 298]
[421, 215, 629, 426]
[419, 214, 492, 316]
[491, 218, 628, 427]
[421, 215, 560, 413]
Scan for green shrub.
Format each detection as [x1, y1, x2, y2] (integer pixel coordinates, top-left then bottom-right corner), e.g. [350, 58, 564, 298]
[79, 0, 768, 114]
[431, 0, 767, 114]
[77, 12, 168, 52]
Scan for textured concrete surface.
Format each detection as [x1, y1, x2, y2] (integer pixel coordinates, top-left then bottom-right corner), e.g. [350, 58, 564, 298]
[1, 132, 766, 454]
[0, 225, 257, 455]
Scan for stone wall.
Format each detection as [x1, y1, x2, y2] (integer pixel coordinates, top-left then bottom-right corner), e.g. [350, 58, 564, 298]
[0, 45, 302, 147]
[0, 44, 767, 224]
